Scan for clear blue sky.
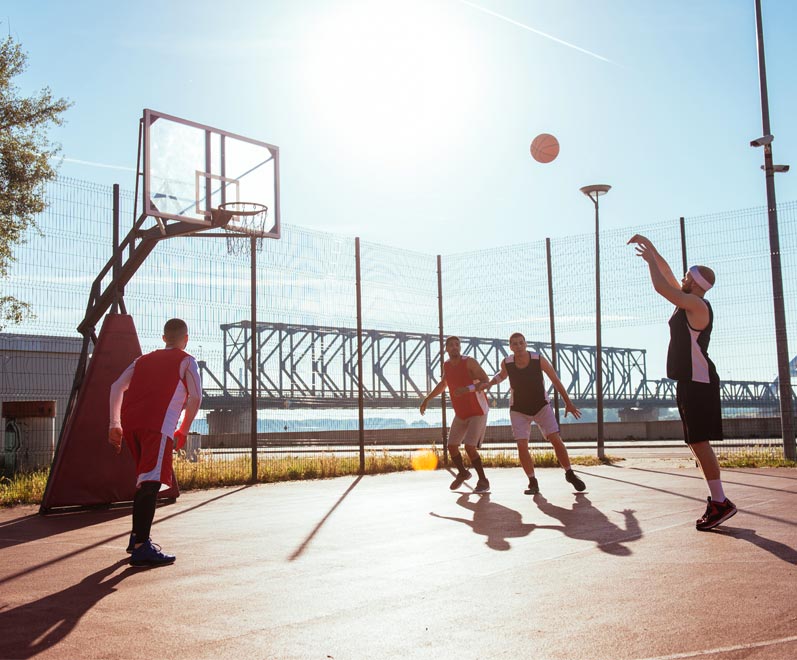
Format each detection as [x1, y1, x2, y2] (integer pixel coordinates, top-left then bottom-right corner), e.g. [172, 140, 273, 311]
[6, 0, 797, 253]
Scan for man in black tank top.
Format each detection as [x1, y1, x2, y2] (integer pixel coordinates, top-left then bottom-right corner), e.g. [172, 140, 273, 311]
[629, 234, 736, 531]
[481, 332, 584, 495]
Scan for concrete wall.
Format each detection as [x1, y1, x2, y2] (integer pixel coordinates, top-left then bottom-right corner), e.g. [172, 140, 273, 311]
[200, 416, 787, 448]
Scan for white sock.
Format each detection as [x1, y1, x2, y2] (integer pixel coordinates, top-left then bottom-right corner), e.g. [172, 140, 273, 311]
[708, 479, 726, 503]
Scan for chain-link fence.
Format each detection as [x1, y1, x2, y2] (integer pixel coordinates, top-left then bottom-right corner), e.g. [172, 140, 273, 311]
[2, 178, 796, 485]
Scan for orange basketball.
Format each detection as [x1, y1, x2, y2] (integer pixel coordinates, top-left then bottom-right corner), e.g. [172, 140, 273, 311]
[530, 133, 560, 163]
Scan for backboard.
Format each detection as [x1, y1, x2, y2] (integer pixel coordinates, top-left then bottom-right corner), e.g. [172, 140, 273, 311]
[142, 109, 280, 238]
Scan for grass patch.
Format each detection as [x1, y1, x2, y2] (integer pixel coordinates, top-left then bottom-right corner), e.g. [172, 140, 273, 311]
[0, 470, 49, 507]
[6, 447, 792, 507]
[717, 449, 797, 468]
[479, 451, 621, 468]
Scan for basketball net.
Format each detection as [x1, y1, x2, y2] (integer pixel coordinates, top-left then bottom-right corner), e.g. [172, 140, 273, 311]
[218, 202, 269, 256]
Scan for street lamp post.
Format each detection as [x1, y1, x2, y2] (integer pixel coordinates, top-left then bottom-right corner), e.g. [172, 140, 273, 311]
[580, 184, 611, 460]
[752, 0, 795, 460]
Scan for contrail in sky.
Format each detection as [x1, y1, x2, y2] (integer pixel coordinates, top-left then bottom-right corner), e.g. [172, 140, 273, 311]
[458, 0, 614, 64]
[63, 157, 135, 172]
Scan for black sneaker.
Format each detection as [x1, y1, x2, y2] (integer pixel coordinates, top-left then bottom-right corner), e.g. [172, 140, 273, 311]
[696, 497, 737, 531]
[473, 479, 490, 494]
[449, 469, 472, 490]
[524, 476, 539, 495]
[565, 469, 586, 492]
[129, 540, 176, 568]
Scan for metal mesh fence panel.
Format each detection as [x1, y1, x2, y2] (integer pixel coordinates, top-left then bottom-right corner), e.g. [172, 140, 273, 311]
[359, 240, 439, 465]
[2, 177, 796, 487]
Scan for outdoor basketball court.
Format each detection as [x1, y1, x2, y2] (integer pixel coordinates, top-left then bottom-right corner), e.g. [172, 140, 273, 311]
[2, 460, 795, 660]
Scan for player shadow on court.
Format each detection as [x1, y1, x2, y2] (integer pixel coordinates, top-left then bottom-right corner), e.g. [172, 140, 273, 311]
[0, 508, 131, 553]
[532, 493, 642, 556]
[430, 493, 536, 551]
[709, 527, 797, 565]
[0, 558, 137, 659]
[1, 486, 251, 586]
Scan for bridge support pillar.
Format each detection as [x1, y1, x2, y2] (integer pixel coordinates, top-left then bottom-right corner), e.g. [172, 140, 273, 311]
[207, 409, 250, 435]
[618, 406, 660, 422]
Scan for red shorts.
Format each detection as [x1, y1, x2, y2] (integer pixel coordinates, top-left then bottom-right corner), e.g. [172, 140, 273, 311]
[124, 428, 174, 488]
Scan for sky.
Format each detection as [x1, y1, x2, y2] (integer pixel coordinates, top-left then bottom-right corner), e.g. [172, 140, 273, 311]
[5, 0, 797, 254]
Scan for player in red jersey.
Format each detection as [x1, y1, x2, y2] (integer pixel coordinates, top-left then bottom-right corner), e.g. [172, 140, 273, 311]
[420, 336, 491, 493]
[109, 318, 203, 566]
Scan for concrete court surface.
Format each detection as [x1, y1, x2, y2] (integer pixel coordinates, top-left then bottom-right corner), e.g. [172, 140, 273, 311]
[0, 461, 795, 660]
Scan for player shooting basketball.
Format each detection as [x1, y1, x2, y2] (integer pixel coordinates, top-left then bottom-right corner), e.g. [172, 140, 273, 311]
[628, 234, 736, 530]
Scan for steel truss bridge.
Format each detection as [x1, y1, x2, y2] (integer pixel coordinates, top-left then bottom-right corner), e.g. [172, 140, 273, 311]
[198, 322, 784, 411]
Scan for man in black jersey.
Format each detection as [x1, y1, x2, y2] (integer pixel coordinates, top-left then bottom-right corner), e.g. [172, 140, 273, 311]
[629, 234, 736, 530]
[481, 332, 584, 494]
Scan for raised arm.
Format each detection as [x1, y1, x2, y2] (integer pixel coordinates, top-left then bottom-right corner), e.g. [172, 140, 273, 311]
[630, 236, 709, 324]
[627, 234, 680, 290]
[540, 357, 581, 419]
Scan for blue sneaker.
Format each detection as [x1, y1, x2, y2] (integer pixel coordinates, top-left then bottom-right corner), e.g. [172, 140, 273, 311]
[129, 540, 176, 567]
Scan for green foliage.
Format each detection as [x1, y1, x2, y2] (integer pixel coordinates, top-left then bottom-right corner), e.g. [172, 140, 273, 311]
[0, 35, 71, 329]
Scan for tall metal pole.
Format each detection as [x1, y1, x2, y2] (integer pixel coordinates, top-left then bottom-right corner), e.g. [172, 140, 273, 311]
[754, 0, 795, 460]
[581, 184, 610, 460]
[437, 255, 448, 465]
[250, 236, 258, 481]
[355, 238, 366, 473]
[594, 199, 605, 460]
[546, 238, 560, 424]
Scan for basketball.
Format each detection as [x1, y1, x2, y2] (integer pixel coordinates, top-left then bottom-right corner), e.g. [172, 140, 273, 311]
[530, 133, 560, 163]
[411, 448, 438, 471]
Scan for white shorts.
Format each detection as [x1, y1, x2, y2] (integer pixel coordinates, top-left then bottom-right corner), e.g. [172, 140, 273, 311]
[510, 405, 559, 441]
[448, 413, 488, 448]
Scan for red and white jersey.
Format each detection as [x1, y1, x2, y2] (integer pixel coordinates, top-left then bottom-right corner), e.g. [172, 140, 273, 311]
[444, 356, 489, 419]
[110, 348, 202, 438]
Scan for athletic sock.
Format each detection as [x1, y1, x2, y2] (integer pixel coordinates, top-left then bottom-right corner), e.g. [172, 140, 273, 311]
[470, 455, 486, 481]
[451, 453, 466, 473]
[707, 479, 726, 503]
[132, 481, 160, 541]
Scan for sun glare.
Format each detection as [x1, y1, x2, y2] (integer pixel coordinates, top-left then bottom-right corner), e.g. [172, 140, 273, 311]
[303, 0, 484, 163]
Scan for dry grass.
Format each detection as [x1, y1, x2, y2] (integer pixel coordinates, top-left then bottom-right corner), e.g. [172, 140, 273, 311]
[3, 446, 792, 507]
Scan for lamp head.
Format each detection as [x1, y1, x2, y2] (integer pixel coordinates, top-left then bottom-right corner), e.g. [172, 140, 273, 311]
[580, 184, 612, 202]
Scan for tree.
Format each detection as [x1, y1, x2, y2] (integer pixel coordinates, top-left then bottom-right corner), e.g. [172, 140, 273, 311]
[0, 35, 71, 330]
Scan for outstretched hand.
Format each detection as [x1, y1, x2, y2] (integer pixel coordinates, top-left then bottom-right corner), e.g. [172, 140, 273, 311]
[628, 234, 656, 263]
[564, 402, 582, 419]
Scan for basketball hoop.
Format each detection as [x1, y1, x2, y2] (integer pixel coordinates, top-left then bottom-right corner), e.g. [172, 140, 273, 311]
[216, 202, 269, 255]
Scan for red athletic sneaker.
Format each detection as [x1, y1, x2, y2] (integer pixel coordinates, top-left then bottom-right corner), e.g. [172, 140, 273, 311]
[696, 496, 737, 531]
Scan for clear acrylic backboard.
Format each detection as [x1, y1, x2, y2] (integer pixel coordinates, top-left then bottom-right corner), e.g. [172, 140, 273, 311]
[142, 109, 280, 238]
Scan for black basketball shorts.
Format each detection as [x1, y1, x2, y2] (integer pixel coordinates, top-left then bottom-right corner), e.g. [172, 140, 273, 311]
[676, 379, 723, 444]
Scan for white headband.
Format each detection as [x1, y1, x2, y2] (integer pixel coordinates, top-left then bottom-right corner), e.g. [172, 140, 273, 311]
[689, 265, 713, 292]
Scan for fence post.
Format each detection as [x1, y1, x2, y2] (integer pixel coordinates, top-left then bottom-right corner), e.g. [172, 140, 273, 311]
[437, 255, 448, 465]
[679, 216, 688, 275]
[546, 238, 560, 424]
[250, 235, 258, 482]
[356, 238, 365, 474]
